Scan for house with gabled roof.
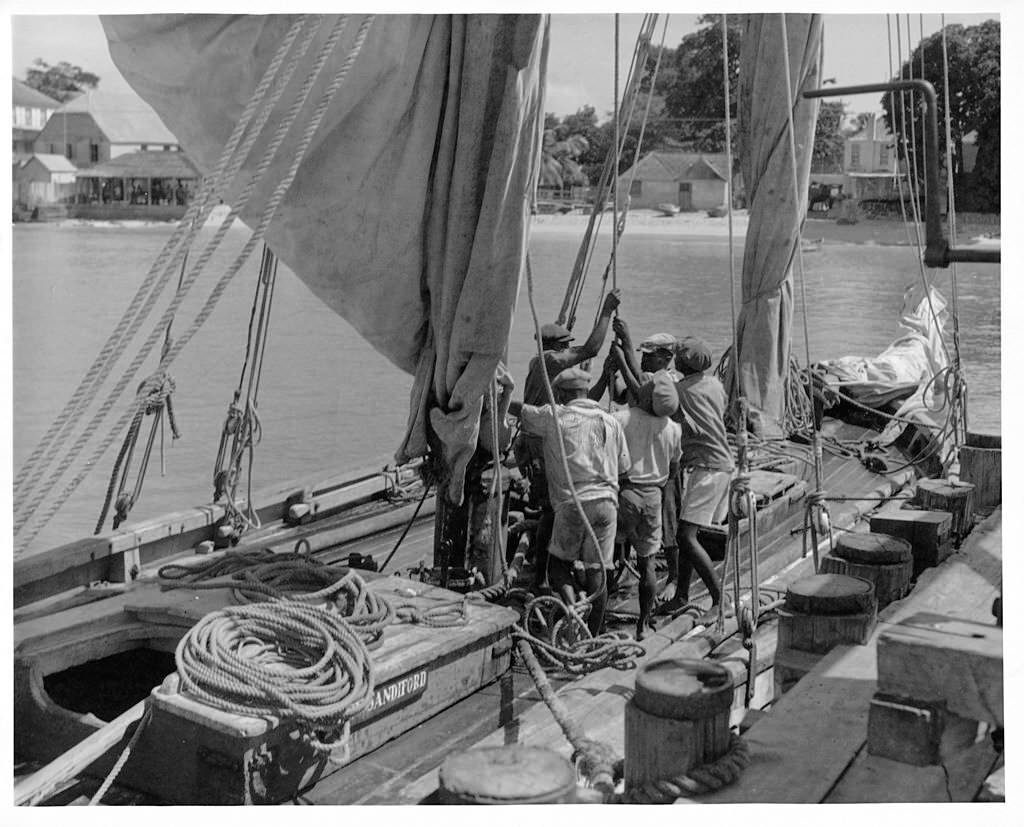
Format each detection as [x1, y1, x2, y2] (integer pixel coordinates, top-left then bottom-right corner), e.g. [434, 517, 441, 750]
[12, 80, 60, 162]
[14, 153, 78, 208]
[33, 89, 180, 169]
[616, 150, 731, 211]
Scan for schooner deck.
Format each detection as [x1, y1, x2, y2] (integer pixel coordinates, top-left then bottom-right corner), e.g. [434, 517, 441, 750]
[17, 418, 973, 805]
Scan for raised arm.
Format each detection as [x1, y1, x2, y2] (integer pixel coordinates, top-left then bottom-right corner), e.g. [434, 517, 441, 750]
[613, 343, 641, 399]
[588, 347, 619, 402]
[612, 316, 642, 386]
[574, 288, 621, 361]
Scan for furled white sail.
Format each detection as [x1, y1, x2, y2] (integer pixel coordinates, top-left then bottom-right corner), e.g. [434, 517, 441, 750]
[734, 13, 823, 433]
[101, 14, 548, 503]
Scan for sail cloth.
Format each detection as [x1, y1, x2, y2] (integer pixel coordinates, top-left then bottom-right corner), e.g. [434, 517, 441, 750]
[101, 15, 548, 503]
[734, 14, 823, 434]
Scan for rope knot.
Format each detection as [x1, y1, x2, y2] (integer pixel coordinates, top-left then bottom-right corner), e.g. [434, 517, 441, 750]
[729, 473, 755, 519]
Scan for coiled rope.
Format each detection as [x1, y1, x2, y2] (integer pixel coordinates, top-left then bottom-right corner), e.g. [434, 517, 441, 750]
[158, 550, 467, 640]
[613, 733, 750, 803]
[175, 601, 374, 757]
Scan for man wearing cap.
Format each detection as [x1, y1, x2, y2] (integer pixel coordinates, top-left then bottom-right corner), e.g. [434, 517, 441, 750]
[522, 289, 622, 406]
[511, 367, 630, 636]
[612, 379, 681, 640]
[609, 319, 690, 604]
[663, 336, 734, 616]
[516, 288, 621, 590]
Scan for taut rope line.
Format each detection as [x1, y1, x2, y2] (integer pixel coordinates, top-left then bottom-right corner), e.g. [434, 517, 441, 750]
[16, 16, 376, 553]
[13, 17, 314, 523]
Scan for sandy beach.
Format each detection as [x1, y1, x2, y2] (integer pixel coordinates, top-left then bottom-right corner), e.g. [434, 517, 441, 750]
[43, 204, 999, 249]
[530, 207, 1000, 247]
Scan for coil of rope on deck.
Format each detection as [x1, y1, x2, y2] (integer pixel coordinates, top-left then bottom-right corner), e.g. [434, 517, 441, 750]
[175, 601, 375, 757]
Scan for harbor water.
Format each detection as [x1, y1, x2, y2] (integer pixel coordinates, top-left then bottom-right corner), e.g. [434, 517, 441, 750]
[12, 219, 1001, 553]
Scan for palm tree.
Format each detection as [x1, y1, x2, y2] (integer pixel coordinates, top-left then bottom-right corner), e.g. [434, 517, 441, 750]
[539, 130, 590, 191]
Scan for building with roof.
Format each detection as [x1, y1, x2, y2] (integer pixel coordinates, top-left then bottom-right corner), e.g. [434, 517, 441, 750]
[616, 150, 731, 211]
[33, 89, 180, 169]
[14, 153, 78, 208]
[842, 113, 906, 202]
[12, 80, 60, 163]
[75, 150, 200, 209]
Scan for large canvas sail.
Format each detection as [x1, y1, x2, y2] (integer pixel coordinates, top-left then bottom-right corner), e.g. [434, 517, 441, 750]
[101, 14, 548, 503]
[734, 13, 823, 433]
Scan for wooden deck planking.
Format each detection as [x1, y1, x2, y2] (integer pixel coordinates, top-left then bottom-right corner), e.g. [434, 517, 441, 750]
[342, 428, 914, 806]
[703, 507, 1002, 804]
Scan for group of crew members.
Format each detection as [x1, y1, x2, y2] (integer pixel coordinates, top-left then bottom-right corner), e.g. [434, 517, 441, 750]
[506, 289, 734, 639]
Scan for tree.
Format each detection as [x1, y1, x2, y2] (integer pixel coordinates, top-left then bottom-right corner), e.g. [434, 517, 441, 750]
[811, 101, 847, 174]
[539, 128, 590, 190]
[880, 20, 999, 212]
[23, 59, 99, 102]
[660, 15, 743, 153]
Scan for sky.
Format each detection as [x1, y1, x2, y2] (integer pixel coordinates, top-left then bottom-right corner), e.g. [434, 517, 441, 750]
[5, 8, 1005, 119]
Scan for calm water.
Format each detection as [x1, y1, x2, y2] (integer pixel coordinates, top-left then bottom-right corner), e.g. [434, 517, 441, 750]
[12, 221, 1001, 552]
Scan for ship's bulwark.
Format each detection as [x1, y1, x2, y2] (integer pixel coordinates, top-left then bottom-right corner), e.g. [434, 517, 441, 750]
[101, 14, 549, 504]
[734, 13, 822, 434]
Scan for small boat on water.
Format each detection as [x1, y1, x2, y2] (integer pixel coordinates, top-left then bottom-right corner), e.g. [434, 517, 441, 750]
[13, 11, 1002, 807]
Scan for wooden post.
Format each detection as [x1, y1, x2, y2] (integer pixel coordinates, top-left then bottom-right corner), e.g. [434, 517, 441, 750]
[624, 658, 733, 793]
[438, 745, 577, 804]
[774, 574, 877, 697]
[959, 432, 1001, 515]
[819, 532, 913, 608]
[914, 479, 975, 544]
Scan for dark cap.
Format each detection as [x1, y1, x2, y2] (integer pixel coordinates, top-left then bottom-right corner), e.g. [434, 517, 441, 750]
[552, 367, 591, 391]
[675, 337, 713, 373]
[538, 323, 573, 344]
[637, 332, 677, 354]
[637, 371, 680, 417]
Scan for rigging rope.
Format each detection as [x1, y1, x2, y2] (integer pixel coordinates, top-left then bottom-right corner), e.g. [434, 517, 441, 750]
[14, 16, 315, 525]
[16, 15, 377, 553]
[940, 15, 968, 442]
[612, 13, 620, 292]
[560, 14, 660, 328]
[212, 244, 280, 533]
[778, 15, 829, 572]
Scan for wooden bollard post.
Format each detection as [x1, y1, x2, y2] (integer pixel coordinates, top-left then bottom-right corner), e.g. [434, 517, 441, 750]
[819, 532, 913, 608]
[959, 432, 1001, 515]
[914, 478, 976, 545]
[775, 574, 877, 697]
[438, 745, 578, 804]
[624, 658, 733, 795]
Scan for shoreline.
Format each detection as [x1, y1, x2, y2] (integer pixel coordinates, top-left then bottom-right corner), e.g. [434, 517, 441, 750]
[18, 205, 1000, 249]
[530, 208, 1000, 247]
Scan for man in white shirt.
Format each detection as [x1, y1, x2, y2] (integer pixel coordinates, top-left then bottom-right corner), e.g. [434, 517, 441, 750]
[613, 379, 682, 640]
[513, 367, 630, 635]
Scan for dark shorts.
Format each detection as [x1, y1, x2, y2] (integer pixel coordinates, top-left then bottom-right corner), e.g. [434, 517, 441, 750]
[550, 499, 617, 570]
[616, 484, 663, 558]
